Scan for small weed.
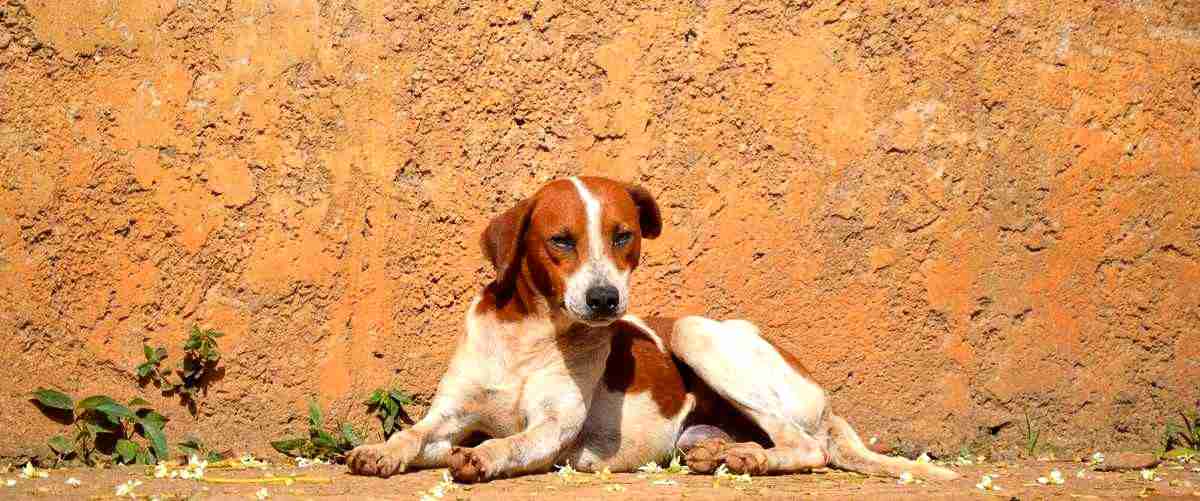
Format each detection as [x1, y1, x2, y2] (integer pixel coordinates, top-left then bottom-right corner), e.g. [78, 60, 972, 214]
[176, 437, 227, 463]
[270, 399, 362, 462]
[29, 388, 168, 466]
[1163, 400, 1200, 461]
[137, 326, 224, 401]
[363, 387, 415, 439]
[1023, 409, 1041, 457]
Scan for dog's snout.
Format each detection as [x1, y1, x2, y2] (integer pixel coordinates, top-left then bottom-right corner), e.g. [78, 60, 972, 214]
[585, 285, 620, 316]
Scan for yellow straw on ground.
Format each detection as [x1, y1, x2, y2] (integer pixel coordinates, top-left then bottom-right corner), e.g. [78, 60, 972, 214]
[199, 475, 332, 485]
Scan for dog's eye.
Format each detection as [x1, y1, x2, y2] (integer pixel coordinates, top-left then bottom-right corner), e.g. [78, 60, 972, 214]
[549, 234, 575, 251]
[612, 230, 633, 248]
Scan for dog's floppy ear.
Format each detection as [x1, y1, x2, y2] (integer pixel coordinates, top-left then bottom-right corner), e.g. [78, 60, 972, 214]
[625, 184, 662, 239]
[480, 197, 535, 290]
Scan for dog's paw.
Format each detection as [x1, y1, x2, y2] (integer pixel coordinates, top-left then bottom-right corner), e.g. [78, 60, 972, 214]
[347, 443, 408, 478]
[684, 437, 731, 474]
[447, 447, 494, 483]
[723, 443, 769, 475]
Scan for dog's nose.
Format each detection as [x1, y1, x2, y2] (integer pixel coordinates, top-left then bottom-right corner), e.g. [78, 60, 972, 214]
[585, 285, 620, 316]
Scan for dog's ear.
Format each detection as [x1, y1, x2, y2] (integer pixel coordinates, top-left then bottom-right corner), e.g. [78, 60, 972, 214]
[480, 197, 535, 290]
[625, 184, 662, 239]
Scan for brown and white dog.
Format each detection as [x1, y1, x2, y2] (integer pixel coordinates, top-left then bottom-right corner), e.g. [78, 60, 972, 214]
[347, 176, 958, 482]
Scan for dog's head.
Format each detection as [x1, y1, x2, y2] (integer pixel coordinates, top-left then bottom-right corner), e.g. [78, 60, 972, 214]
[481, 177, 661, 326]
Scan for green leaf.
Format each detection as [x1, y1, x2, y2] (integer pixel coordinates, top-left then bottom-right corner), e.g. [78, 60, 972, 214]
[95, 402, 136, 421]
[143, 345, 155, 361]
[84, 417, 119, 435]
[307, 399, 324, 431]
[128, 397, 151, 408]
[137, 410, 168, 432]
[184, 329, 201, 350]
[76, 395, 118, 411]
[48, 435, 74, 455]
[1164, 447, 1198, 459]
[270, 438, 308, 456]
[389, 389, 414, 405]
[208, 330, 225, 338]
[340, 423, 361, 449]
[182, 357, 202, 379]
[311, 431, 336, 450]
[136, 448, 154, 465]
[116, 439, 139, 463]
[140, 418, 169, 459]
[363, 391, 379, 406]
[31, 388, 74, 410]
[382, 413, 396, 437]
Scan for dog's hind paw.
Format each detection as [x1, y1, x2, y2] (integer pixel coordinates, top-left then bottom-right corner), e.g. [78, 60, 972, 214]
[447, 447, 494, 483]
[347, 443, 407, 478]
[723, 443, 770, 475]
[684, 437, 731, 474]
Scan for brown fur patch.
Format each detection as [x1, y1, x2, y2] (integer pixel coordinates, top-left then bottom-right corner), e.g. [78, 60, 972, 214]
[602, 317, 688, 417]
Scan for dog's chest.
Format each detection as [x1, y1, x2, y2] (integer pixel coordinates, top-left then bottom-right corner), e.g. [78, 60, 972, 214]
[454, 313, 612, 434]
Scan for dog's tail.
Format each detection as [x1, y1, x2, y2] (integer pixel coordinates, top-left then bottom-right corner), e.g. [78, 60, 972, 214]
[825, 414, 959, 480]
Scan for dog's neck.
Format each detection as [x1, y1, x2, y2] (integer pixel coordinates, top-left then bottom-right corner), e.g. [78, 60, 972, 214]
[482, 270, 607, 338]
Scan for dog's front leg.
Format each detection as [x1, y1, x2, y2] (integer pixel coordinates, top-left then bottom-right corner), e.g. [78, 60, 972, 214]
[446, 406, 585, 483]
[348, 392, 477, 478]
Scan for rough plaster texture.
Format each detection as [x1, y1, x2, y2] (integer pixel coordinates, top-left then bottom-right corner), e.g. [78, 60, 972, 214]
[0, 0, 1197, 460]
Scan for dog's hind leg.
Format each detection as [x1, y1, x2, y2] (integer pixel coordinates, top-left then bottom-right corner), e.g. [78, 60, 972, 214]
[670, 316, 958, 480]
[670, 316, 831, 475]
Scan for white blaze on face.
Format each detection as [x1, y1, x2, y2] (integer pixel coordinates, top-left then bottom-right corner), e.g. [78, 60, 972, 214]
[565, 177, 630, 324]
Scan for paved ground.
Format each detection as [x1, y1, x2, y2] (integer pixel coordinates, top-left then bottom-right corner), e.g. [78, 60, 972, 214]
[1, 459, 1198, 500]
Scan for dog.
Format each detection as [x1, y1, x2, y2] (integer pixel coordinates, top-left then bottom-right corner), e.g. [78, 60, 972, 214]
[347, 176, 958, 482]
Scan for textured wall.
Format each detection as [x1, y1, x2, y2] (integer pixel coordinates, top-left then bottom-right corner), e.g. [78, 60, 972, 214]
[1, 0, 1197, 459]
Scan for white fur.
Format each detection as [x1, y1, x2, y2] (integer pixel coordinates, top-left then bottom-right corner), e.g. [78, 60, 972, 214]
[618, 314, 667, 353]
[672, 317, 828, 430]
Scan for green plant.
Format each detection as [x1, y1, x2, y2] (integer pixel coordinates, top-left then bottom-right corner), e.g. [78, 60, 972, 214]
[30, 388, 168, 466]
[1163, 400, 1200, 461]
[271, 399, 362, 462]
[363, 387, 415, 439]
[176, 436, 226, 463]
[137, 326, 223, 399]
[1022, 409, 1041, 457]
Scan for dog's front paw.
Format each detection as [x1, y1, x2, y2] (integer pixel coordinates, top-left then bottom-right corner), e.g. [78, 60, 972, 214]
[684, 437, 731, 474]
[347, 442, 410, 478]
[447, 446, 494, 483]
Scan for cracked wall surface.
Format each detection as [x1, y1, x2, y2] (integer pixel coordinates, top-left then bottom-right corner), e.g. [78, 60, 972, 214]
[1, 0, 1198, 459]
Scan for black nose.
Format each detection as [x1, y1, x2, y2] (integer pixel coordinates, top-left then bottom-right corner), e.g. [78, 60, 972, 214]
[585, 285, 620, 316]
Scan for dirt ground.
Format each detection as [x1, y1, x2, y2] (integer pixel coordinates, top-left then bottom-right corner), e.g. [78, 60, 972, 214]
[2, 460, 1200, 500]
